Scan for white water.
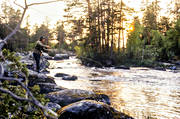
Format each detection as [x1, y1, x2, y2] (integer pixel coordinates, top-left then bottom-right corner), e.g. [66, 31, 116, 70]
[47, 57, 180, 119]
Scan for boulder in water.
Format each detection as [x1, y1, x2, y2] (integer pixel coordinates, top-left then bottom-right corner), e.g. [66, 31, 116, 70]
[154, 66, 166, 71]
[54, 54, 69, 60]
[54, 73, 78, 81]
[46, 89, 110, 106]
[169, 66, 177, 70]
[175, 61, 180, 65]
[55, 73, 69, 77]
[115, 65, 130, 70]
[57, 100, 114, 119]
[105, 60, 113, 67]
[62, 75, 78, 81]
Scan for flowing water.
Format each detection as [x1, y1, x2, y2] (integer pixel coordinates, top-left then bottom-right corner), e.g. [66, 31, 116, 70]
[47, 57, 180, 119]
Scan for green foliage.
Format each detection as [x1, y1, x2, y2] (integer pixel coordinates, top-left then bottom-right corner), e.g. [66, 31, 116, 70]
[75, 45, 96, 59]
[26, 42, 36, 51]
[2, 49, 28, 76]
[149, 30, 164, 60]
[126, 18, 144, 60]
[125, 17, 180, 65]
[0, 85, 48, 119]
[74, 46, 82, 57]
[142, 1, 160, 30]
[74, 41, 105, 67]
[57, 42, 72, 52]
[0, 49, 49, 118]
[158, 18, 180, 60]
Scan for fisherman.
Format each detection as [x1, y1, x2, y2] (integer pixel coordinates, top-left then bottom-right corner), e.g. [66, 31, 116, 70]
[33, 36, 50, 73]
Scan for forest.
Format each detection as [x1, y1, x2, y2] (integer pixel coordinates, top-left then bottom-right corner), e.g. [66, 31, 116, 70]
[0, 0, 179, 66]
[0, 0, 179, 118]
[66, 0, 180, 67]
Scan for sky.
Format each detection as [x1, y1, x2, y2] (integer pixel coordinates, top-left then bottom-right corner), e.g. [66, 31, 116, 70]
[0, 0, 173, 29]
[0, 0, 67, 28]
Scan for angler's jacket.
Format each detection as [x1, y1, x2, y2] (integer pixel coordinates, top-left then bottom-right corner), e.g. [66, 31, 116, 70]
[33, 41, 49, 54]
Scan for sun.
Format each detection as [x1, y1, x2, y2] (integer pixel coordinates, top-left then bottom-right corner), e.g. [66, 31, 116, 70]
[128, 24, 134, 32]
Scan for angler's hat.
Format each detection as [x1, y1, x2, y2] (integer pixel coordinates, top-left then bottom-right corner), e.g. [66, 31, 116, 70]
[40, 36, 46, 41]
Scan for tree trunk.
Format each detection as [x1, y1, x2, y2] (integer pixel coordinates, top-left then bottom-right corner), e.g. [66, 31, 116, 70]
[110, 0, 114, 59]
[122, 19, 125, 52]
[118, 0, 123, 53]
[86, 0, 93, 45]
[106, 3, 110, 51]
[97, 0, 101, 52]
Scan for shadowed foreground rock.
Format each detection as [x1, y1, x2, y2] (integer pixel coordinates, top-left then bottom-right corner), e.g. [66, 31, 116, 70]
[46, 102, 61, 112]
[57, 100, 114, 119]
[46, 89, 110, 106]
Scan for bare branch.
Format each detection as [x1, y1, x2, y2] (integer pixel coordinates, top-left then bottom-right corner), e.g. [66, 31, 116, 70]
[0, 87, 57, 119]
[0, 88, 31, 102]
[25, 0, 27, 7]
[4, 24, 23, 34]
[14, 0, 25, 9]
[0, 76, 58, 118]
[0, 63, 4, 77]
[28, 0, 62, 7]
[0, 40, 7, 45]
[0, 6, 27, 50]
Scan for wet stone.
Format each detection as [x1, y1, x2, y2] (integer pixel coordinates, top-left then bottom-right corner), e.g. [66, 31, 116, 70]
[54, 54, 69, 60]
[46, 89, 110, 106]
[57, 100, 114, 119]
[55, 73, 69, 77]
[28, 69, 55, 86]
[37, 83, 65, 94]
[115, 65, 130, 70]
[46, 102, 61, 112]
[62, 75, 78, 81]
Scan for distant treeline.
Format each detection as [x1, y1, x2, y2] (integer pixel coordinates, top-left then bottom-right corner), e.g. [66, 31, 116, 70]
[0, 0, 179, 66]
[63, 0, 180, 66]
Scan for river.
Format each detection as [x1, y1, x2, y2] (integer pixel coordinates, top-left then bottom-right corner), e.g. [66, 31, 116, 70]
[47, 57, 180, 119]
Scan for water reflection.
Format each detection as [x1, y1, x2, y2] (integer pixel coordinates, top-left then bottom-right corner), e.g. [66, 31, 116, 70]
[48, 58, 180, 119]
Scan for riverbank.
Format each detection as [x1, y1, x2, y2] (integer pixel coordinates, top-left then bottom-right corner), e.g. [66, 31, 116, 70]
[17, 52, 134, 119]
[79, 56, 180, 73]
